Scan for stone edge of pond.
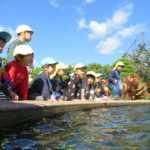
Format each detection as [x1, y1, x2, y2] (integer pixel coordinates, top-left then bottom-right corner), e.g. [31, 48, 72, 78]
[0, 100, 150, 128]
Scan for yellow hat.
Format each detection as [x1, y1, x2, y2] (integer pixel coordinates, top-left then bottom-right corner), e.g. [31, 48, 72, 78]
[113, 62, 124, 70]
[50, 62, 68, 79]
[56, 62, 68, 71]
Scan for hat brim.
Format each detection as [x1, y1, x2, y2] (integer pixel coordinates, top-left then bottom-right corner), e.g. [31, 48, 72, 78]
[0, 32, 12, 43]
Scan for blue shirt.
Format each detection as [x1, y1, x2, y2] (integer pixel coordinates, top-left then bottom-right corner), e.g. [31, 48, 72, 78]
[7, 39, 24, 63]
[28, 73, 52, 100]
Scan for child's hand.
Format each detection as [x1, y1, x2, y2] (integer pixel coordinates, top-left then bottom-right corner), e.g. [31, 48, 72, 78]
[114, 79, 118, 83]
[9, 90, 19, 101]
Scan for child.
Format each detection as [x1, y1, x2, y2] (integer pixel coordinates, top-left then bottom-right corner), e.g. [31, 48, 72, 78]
[7, 25, 34, 63]
[64, 63, 86, 100]
[51, 62, 68, 100]
[5, 45, 34, 100]
[95, 73, 106, 97]
[0, 31, 18, 100]
[28, 58, 58, 100]
[81, 71, 96, 100]
[109, 62, 124, 99]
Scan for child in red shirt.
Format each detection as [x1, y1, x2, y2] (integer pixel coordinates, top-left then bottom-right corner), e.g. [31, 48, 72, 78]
[5, 45, 34, 100]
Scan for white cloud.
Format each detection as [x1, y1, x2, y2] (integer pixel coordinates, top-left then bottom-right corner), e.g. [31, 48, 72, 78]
[0, 27, 5, 31]
[88, 21, 108, 39]
[0, 26, 17, 44]
[117, 24, 145, 38]
[78, 3, 144, 54]
[111, 4, 133, 27]
[49, 0, 59, 8]
[85, 0, 95, 3]
[86, 3, 133, 39]
[96, 37, 121, 54]
[78, 18, 88, 29]
[75, 7, 85, 15]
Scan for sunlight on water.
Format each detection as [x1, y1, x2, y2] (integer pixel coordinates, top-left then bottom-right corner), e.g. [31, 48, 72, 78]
[0, 105, 150, 150]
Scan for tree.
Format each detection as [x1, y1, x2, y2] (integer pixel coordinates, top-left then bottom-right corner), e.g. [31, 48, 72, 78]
[31, 67, 42, 79]
[62, 65, 74, 80]
[129, 43, 150, 91]
[100, 65, 112, 79]
[0, 57, 6, 65]
[86, 63, 102, 73]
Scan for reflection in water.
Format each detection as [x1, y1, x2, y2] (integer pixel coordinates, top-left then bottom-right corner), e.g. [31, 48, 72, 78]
[0, 105, 150, 149]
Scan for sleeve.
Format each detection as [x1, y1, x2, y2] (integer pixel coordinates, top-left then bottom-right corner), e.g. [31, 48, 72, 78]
[109, 71, 117, 83]
[18, 72, 28, 100]
[5, 65, 17, 88]
[41, 78, 51, 100]
[7, 42, 16, 63]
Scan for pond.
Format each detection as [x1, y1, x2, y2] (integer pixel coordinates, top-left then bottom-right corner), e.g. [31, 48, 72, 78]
[0, 105, 150, 150]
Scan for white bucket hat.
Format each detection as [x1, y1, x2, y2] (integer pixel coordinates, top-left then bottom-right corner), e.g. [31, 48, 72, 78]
[113, 62, 124, 70]
[13, 45, 34, 57]
[86, 71, 96, 78]
[74, 63, 86, 71]
[16, 25, 34, 35]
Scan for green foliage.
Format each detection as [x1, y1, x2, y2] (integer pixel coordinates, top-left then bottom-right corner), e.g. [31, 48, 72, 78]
[62, 65, 74, 80]
[0, 57, 6, 65]
[113, 58, 137, 78]
[31, 67, 42, 79]
[127, 43, 150, 92]
[86, 63, 102, 73]
[86, 63, 112, 79]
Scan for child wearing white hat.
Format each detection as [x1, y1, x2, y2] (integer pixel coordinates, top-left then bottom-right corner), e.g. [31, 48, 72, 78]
[5, 45, 34, 100]
[51, 62, 68, 100]
[81, 71, 96, 100]
[64, 63, 86, 100]
[109, 61, 124, 99]
[7, 25, 34, 63]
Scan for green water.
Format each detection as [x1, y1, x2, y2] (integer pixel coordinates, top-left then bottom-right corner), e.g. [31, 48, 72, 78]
[0, 105, 150, 150]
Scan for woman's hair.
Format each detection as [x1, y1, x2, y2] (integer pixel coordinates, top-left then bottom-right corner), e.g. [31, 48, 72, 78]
[86, 74, 95, 79]
[0, 37, 6, 43]
[15, 54, 26, 61]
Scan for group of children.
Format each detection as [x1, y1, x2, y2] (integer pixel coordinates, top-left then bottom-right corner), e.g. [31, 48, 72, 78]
[0, 24, 124, 101]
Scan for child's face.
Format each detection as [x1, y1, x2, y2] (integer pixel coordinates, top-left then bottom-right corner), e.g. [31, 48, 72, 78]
[57, 69, 65, 77]
[19, 54, 34, 66]
[96, 77, 102, 83]
[24, 31, 33, 42]
[117, 65, 124, 72]
[0, 40, 6, 53]
[95, 87, 101, 93]
[75, 68, 85, 77]
[46, 64, 56, 75]
[86, 77, 94, 85]
[28, 68, 33, 74]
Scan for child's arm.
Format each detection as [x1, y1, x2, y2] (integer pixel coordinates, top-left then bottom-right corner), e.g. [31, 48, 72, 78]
[17, 71, 28, 100]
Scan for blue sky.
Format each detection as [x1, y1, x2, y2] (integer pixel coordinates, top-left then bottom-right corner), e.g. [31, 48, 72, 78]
[0, 0, 150, 66]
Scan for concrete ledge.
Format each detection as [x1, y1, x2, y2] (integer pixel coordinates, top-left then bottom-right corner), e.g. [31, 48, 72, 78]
[0, 100, 150, 128]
